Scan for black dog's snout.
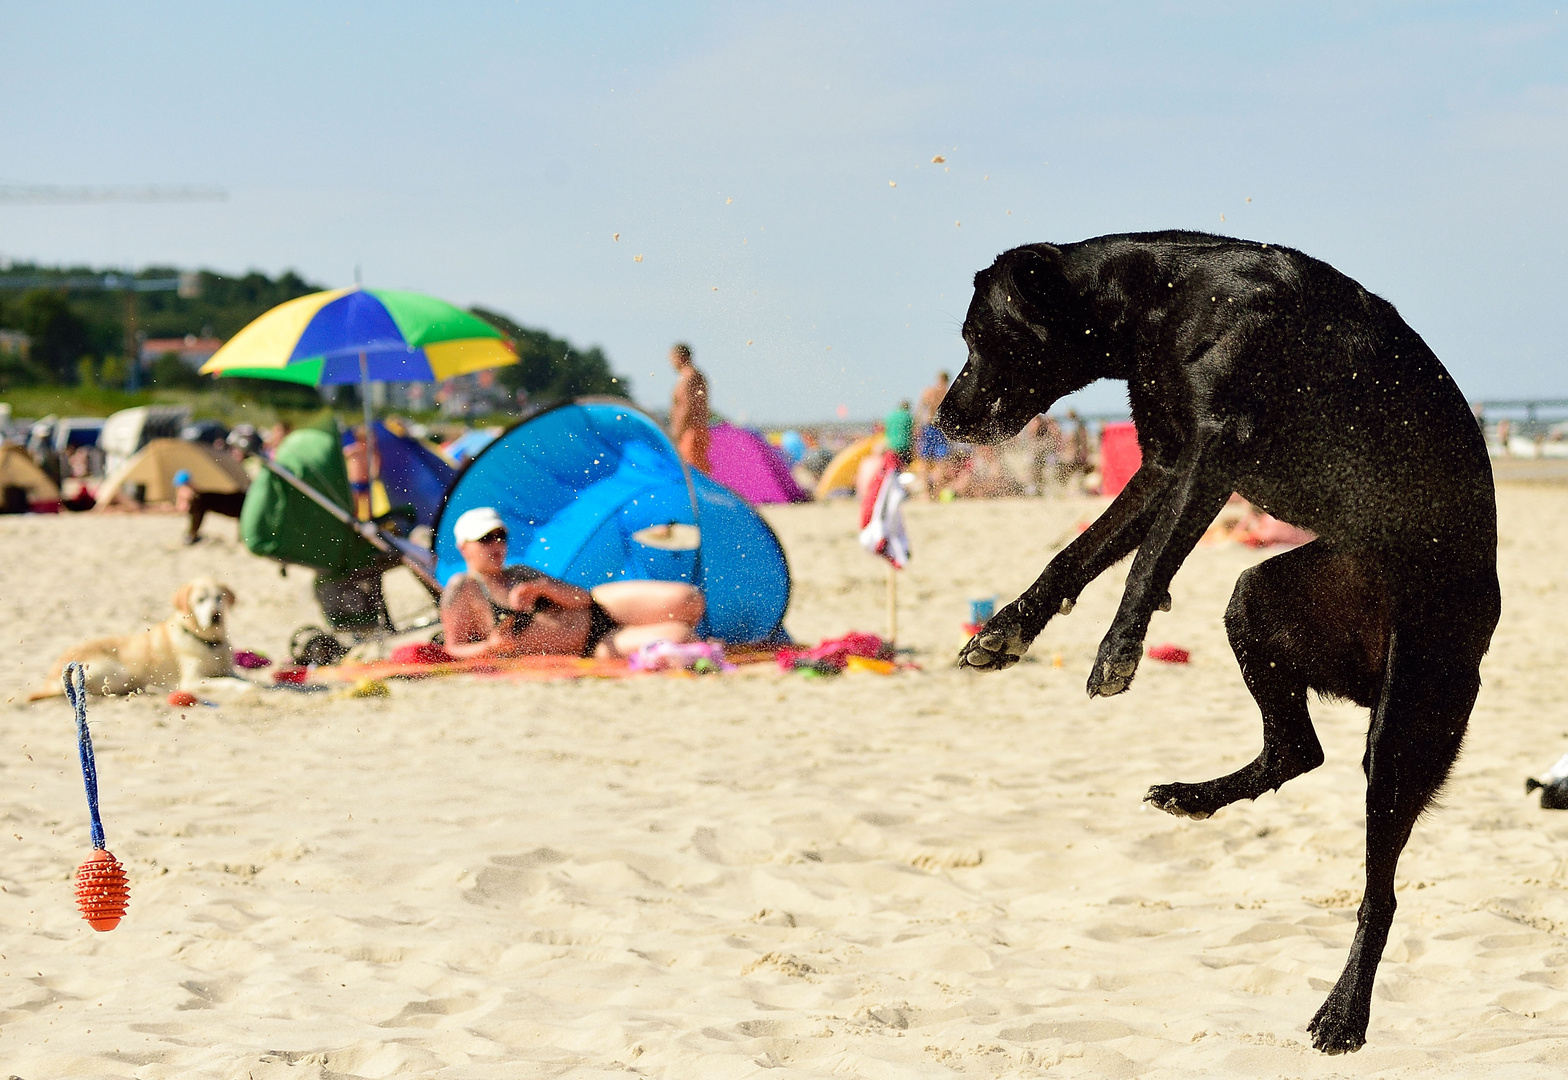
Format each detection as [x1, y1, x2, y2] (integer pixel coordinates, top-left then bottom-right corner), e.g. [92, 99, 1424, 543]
[934, 365, 1020, 444]
[932, 367, 975, 436]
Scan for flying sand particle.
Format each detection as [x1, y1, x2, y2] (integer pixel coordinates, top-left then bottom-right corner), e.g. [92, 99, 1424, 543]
[931, 155, 945, 163]
[633, 255, 643, 263]
[612, 233, 620, 241]
[888, 180, 897, 187]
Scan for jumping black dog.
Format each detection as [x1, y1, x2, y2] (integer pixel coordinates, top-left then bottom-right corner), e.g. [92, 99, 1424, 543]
[934, 231, 1499, 1053]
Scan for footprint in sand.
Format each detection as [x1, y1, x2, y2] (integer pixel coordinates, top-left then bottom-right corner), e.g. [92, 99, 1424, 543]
[464, 846, 569, 907]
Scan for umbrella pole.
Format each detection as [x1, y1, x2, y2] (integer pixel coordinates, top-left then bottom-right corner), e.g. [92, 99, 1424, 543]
[886, 563, 897, 644]
[358, 349, 380, 518]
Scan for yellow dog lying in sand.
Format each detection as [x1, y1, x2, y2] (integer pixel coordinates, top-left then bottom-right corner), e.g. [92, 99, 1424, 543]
[29, 576, 253, 700]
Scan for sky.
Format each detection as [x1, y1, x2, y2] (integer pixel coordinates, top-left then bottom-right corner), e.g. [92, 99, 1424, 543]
[2, 1, 1564, 422]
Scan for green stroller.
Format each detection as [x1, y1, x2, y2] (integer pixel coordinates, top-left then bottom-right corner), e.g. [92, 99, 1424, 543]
[240, 420, 442, 666]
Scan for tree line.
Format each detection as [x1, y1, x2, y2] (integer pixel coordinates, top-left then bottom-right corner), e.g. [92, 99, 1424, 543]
[0, 264, 628, 408]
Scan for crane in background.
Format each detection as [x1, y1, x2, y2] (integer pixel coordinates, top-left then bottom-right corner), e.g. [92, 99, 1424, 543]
[0, 183, 225, 204]
[0, 181, 227, 385]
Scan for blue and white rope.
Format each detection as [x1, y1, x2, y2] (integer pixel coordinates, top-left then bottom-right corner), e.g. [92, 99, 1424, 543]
[61, 662, 106, 851]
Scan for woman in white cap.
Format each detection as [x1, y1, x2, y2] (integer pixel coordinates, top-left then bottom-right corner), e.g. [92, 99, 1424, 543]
[440, 506, 706, 660]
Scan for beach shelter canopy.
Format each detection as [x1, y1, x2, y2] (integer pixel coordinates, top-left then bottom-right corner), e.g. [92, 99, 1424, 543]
[1099, 421, 1141, 498]
[707, 423, 811, 505]
[815, 433, 883, 499]
[778, 430, 806, 464]
[198, 288, 516, 387]
[366, 420, 456, 527]
[95, 438, 248, 507]
[0, 444, 61, 503]
[441, 427, 501, 464]
[434, 401, 791, 643]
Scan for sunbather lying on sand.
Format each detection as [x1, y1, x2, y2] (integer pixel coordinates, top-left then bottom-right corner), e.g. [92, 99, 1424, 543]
[439, 507, 706, 660]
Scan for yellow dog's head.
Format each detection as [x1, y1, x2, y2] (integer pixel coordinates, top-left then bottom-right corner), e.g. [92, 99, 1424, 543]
[172, 577, 237, 642]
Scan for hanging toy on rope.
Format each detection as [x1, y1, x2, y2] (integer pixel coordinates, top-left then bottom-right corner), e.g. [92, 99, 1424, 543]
[62, 663, 130, 931]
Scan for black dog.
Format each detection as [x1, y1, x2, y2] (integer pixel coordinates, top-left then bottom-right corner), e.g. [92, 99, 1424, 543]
[935, 231, 1499, 1053]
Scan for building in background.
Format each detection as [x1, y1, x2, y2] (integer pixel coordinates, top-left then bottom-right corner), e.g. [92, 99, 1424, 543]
[139, 334, 223, 371]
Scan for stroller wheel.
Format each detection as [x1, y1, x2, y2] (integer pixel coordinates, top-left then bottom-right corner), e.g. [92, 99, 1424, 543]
[290, 625, 348, 667]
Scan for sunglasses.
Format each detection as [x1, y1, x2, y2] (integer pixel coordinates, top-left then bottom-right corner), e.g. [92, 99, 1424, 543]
[476, 529, 508, 545]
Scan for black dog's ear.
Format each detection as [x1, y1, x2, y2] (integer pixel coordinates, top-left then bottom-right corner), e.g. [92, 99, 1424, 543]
[989, 244, 1064, 326]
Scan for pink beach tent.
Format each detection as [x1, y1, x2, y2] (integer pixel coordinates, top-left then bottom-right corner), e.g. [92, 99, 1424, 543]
[1099, 421, 1142, 498]
[706, 423, 811, 505]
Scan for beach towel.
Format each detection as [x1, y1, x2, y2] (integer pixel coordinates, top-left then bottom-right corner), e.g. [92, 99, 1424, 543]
[858, 452, 911, 568]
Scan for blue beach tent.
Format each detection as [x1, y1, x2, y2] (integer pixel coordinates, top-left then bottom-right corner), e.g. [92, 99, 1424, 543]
[371, 421, 456, 527]
[443, 427, 500, 465]
[432, 400, 791, 643]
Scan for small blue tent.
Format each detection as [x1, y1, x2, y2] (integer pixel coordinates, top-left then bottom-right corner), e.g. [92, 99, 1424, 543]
[371, 421, 456, 527]
[433, 400, 790, 643]
[442, 427, 500, 465]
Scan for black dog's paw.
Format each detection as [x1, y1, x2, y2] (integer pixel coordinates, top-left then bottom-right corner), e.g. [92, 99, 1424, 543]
[1144, 783, 1215, 820]
[1086, 634, 1142, 697]
[1307, 992, 1368, 1055]
[957, 607, 1032, 672]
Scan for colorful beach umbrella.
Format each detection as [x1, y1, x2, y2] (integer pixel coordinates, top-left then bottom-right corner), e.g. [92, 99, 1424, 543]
[198, 287, 515, 386]
[201, 287, 515, 502]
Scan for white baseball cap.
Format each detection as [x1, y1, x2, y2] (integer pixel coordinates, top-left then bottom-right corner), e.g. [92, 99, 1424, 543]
[452, 506, 507, 544]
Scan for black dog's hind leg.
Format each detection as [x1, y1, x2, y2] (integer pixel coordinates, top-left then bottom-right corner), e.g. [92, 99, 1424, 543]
[959, 461, 1174, 671]
[1147, 542, 1385, 820]
[1309, 581, 1496, 1053]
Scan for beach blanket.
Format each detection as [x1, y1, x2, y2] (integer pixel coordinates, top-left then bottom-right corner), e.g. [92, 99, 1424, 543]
[298, 643, 780, 685]
[292, 634, 902, 685]
[307, 653, 643, 684]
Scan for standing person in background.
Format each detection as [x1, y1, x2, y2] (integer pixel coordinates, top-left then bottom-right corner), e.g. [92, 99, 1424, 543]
[344, 428, 378, 520]
[668, 342, 711, 473]
[1062, 409, 1091, 492]
[1024, 413, 1063, 496]
[262, 421, 292, 458]
[884, 399, 914, 467]
[915, 370, 953, 498]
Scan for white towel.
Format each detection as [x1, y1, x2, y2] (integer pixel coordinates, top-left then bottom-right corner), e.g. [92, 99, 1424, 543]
[859, 454, 911, 569]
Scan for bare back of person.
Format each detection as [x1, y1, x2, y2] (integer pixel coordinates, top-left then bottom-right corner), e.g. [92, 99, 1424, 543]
[671, 368, 709, 436]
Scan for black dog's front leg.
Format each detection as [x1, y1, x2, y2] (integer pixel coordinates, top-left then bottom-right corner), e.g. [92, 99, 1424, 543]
[958, 463, 1174, 671]
[1087, 425, 1235, 697]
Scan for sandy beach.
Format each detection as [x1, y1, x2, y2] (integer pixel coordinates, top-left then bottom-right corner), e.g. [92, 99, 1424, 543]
[2, 484, 1567, 1078]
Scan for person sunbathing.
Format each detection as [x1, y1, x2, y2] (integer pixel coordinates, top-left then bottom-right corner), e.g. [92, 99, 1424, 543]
[439, 507, 706, 660]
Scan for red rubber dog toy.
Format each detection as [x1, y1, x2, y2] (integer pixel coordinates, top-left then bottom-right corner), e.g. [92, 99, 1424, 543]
[62, 663, 130, 932]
